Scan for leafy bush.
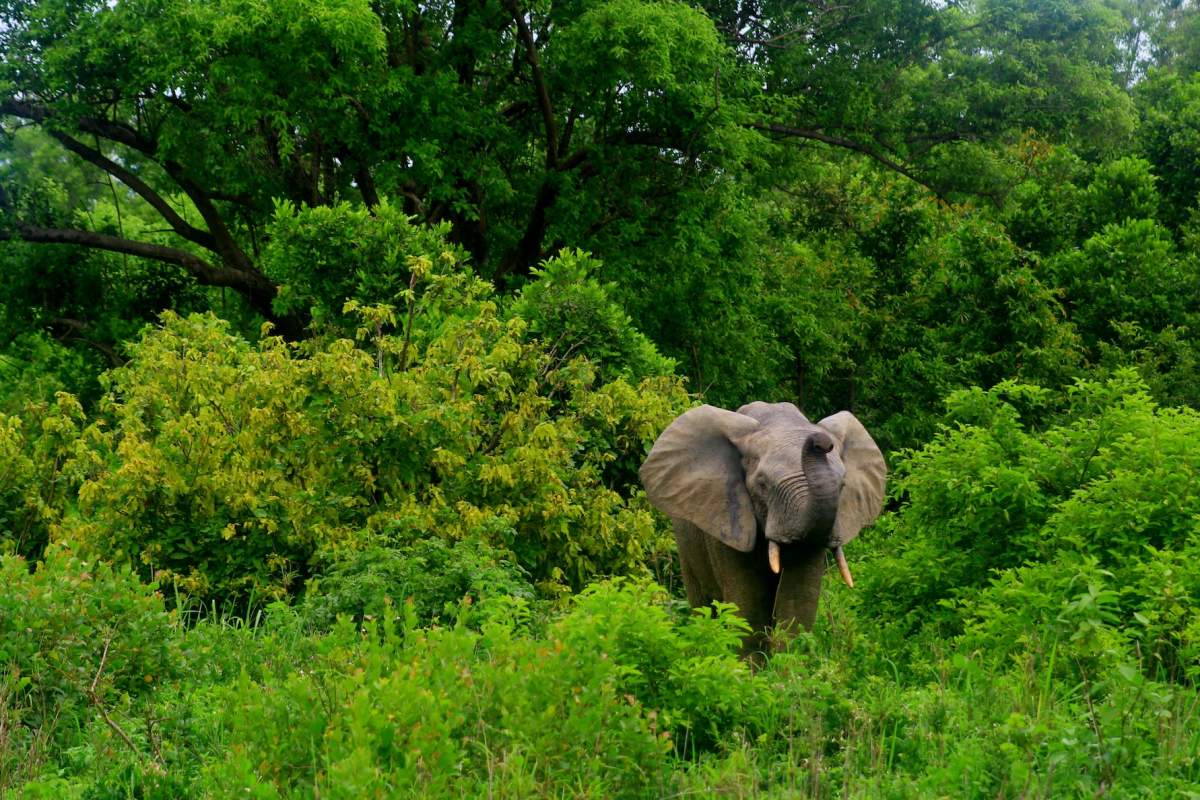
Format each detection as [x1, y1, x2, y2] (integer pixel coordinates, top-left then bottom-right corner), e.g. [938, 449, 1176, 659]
[864, 371, 1200, 662]
[0, 393, 87, 560]
[0, 547, 179, 790]
[1000, 139, 1089, 255]
[264, 200, 458, 326]
[9, 564, 1200, 798]
[299, 537, 535, 631]
[1136, 69, 1200, 231]
[0, 333, 105, 413]
[190, 580, 758, 797]
[62, 222, 689, 602]
[510, 249, 676, 385]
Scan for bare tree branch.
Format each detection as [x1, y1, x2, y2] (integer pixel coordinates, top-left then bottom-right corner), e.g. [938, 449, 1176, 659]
[51, 317, 126, 367]
[4, 96, 258, 272]
[47, 131, 216, 248]
[1, 99, 160, 156]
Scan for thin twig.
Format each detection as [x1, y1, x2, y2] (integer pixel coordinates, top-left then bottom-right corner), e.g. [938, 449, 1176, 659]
[88, 635, 148, 763]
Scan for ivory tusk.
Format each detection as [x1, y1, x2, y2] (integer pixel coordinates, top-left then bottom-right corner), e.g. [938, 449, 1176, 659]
[768, 540, 781, 574]
[834, 545, 854, 588]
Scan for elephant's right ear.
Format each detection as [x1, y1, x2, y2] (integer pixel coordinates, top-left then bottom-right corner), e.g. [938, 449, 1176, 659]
[639, 405, 759, 552]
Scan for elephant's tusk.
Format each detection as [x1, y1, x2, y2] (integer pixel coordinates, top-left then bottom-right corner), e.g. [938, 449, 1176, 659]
[834, 545, 854, 588]
[768, 540, 781, 574]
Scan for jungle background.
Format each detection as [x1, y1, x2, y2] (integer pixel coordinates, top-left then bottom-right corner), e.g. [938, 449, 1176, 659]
[2, 0, 1200, 796]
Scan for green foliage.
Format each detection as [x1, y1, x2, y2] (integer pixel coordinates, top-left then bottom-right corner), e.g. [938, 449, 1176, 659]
[1136, 69, 1200, 231]
[554, 581, 764, 753]
[0, 546, 179, 790]
[755, 228, 875, 416]
[108, 580, 760, 798]
[299, 537, 535, 631]
[1083, 156, 1160, 231]
[0, 393, 86, 560]
[6, 1, 1200, 796]
[858, 207, 1083, 447]
[1049, 217, 1194, 349]
[63, 239, 688, 601]
[1, 0, 1161, 414]
[1000, 138, 1090, 255]
[264, 200, 460, 326]
[865, 371, 1200, 651]
[0, 333, 104, 412]
[510, 249, 676, 385]
[11, 568, 1200, 798]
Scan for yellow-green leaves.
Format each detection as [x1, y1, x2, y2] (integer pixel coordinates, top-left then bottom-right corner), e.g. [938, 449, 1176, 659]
[63, 247, 687, 602]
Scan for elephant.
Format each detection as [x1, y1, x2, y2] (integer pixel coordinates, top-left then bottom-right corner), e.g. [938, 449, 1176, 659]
[640, 401, 886, 655]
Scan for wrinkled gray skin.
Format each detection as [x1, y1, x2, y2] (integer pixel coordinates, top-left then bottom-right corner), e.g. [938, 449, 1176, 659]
[640, 402, 886, 656]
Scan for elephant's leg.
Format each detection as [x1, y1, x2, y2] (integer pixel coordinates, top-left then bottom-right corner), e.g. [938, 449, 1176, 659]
[772, 544, 827, 639]
[704, 534, 779, 659]
[673, 519, 721, 608]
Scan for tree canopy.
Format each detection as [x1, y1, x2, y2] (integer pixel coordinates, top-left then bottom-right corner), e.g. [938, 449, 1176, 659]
[6, 0, 1187, 418]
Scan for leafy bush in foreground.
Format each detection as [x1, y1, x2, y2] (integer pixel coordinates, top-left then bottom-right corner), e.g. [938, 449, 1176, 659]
[865, 371, 1200, 641]
[9, 574, 1199, 799]
[0, 547, 179, 792]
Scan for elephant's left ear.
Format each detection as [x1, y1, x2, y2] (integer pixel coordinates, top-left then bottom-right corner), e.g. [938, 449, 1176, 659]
[817, 411, 887, 544]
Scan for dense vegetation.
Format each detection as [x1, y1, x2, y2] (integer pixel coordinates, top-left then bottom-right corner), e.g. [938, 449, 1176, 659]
[2, 0, 1199, 796]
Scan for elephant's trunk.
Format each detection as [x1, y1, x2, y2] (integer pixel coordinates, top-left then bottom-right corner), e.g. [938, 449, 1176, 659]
[767, 442, 841, 544]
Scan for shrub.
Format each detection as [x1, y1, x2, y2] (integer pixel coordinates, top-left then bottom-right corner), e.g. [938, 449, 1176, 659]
[509, 249, 676, 385]
[62, 224, 689, 602]
[0, 547, 179, 790]
[299, 537, 535, 631]
[864, 370, 1200, 670]
[0, 393, 87, 560]
[195, 579, 760, 797]
[263, 199, 458, 326]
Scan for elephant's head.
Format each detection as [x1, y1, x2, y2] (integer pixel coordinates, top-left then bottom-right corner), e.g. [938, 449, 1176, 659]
[639, 402, 886, 586]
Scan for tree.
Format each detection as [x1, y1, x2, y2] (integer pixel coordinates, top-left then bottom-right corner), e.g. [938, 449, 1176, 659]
[1136, 69, 1200, 232]
[0, 0, 1151, 415]
[701, 0, 1136, 198]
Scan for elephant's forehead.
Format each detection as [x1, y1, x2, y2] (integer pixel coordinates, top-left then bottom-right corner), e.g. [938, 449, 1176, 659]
[736, 400, 810, 427]
[747, 423, 824, 453]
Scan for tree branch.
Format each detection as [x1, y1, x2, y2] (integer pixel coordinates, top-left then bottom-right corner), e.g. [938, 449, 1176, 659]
[503, 1, 559, 167]
[88, 637, 142, 760]
[1, 103, 306, 336]
[50, 318, 126, 367]
[749, 122, 943, 196]
[48, 131, 215, 248]
[6, 222, 273, 295]
[4, 96, 257, 272]
[160, 164, 257, 272]
[1, 98, 160, 156]
[499, 177, 557, 283]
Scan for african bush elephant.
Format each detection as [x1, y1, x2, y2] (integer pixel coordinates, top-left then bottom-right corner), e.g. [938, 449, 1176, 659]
[640, 402, 886, 654]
